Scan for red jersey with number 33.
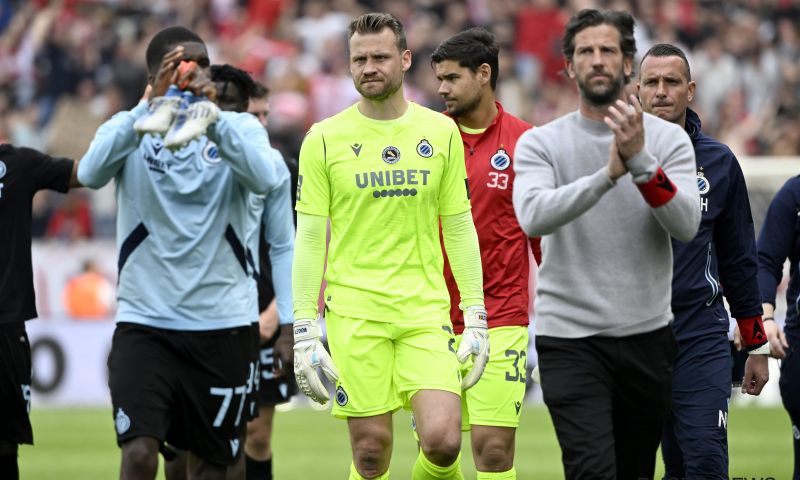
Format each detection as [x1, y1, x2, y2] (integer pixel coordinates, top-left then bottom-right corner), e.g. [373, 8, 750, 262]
[443, 102, 541, 334]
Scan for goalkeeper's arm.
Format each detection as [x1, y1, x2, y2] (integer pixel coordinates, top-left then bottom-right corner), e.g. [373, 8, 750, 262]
[441, 210, 487, 389]
[291, 212, 338, 403]
[441, 210, 483, 308]
[293, 211, 327, 319]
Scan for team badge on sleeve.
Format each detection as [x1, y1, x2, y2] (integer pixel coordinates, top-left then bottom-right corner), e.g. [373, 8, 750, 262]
[490, 148, 511, 171]
[382, 146, 401, 164]
[697, 170, 710, 195]
[416, 139, 433, 158]
[0, 160, 7, 178]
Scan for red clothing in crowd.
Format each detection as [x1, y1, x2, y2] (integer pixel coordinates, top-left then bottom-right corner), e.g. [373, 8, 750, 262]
[514, 5, 568, 84]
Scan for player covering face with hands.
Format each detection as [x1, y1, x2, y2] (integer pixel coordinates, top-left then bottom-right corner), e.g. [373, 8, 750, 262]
[78, 26, 282, 480]
[134, 43, 219, 149]
[292, 12, 487, 480]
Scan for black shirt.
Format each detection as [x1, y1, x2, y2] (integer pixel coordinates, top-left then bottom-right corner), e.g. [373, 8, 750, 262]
[0, 145, 73, 324]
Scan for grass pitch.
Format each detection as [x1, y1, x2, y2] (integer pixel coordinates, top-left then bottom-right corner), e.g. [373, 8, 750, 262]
[20, 405, 792, 479]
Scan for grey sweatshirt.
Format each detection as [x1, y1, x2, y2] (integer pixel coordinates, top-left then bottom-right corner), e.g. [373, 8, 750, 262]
[513, 111, 699, 338]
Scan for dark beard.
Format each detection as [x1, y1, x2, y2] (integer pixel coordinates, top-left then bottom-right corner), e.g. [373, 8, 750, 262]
[446, 93, 481, 118]
[578, 74, 625, 106]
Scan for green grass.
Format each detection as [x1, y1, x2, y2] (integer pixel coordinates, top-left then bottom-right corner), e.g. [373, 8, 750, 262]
[19, 405, 793, 479]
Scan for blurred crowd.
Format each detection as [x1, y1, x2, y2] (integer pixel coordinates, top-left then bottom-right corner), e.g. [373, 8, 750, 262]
[2, 0, 798, 239]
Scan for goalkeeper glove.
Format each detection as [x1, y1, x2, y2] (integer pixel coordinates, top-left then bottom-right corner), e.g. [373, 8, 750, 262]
[164, 97, 219, 149]
[134, 85, 183, 136]
[293, 317, 338, 404]
[457, 305, 489, 390]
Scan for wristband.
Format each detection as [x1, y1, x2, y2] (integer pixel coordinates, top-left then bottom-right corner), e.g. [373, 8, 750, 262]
[636, 167, 677, 207]
[762, 317, 775, 322]
[748, 342, 770, 355]
[735, 315, 768, 349]
[293, 318, 321, 341]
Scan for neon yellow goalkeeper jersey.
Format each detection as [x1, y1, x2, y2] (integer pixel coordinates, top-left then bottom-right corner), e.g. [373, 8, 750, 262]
[296, 102, 470, 323]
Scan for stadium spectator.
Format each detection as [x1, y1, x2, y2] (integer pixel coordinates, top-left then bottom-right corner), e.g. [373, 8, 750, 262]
[62, 259, 115, 319]
[757, 179, 800, 479]
[512, 9, 700, 479]
[291, 12, 487, 480]
[431, 27, 540, 479]
[514, 0, 568, 90]
[77, 26, 283, 480]
[0, 145, 79, 480]
[637, 42, 770, 479]
[45, 191, 93, 241]
[245, 80, 299, 480]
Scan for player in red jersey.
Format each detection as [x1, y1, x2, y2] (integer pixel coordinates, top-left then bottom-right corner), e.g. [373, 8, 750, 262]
[432, 28, 540, 479]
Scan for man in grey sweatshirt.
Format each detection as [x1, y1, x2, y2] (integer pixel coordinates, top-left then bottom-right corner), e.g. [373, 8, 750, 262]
[512, 9, 700, 480]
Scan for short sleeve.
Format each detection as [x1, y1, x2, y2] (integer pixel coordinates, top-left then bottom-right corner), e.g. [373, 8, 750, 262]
[22, 147, 73, 193]
[295, 126, 330, 217]
[437, 125, 471, 216]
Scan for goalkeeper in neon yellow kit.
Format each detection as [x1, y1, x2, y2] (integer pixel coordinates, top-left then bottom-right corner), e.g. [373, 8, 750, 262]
[291, 12, 488, 480]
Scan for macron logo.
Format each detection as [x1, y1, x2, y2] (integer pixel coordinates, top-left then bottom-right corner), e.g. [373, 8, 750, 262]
[230, 439, 240, 456]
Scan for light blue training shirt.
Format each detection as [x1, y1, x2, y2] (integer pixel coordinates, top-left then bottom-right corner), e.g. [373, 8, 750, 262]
[78, 101, 290, 331]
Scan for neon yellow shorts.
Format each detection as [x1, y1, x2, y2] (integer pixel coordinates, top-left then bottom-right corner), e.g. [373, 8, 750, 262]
[325, 311, 462, 419]
[457, 325, 529, 429]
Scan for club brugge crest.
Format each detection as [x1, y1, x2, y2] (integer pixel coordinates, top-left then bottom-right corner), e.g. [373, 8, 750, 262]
[115, 408, 131, 434]
[490, 148, 511, 171]
[0, 160, 6, 178]
[697, 170, 710, 195]
[416, 139, 433, 158]
[382, 146, 401, 164]
[203, 141, 221, 164]
[335, 386, 349, 406]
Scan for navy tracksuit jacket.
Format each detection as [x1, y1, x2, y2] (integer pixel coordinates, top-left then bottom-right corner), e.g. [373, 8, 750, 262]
[663, 108, 762, 478]
[671, 109, 762, 340]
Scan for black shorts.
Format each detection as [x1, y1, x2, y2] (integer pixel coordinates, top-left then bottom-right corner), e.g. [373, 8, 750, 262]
[255, 326, 297, 406]
[0, 323, 32, 445]
[243, 322, 261, 421]
[108, 322, 253, 466]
